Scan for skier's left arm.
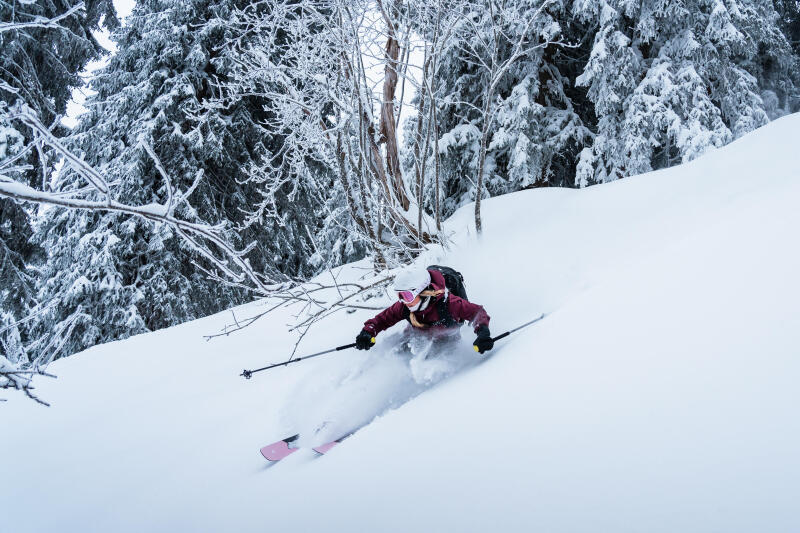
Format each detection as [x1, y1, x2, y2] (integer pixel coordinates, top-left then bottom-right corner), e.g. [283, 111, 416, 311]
[448, 296, 490, 333]
[449, 296, 494, 354]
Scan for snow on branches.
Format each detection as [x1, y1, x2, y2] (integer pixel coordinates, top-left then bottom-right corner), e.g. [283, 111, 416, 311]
[0, 362, 56, 407]
[213, 0, 447, 268]
[1, 102, 283, 296]
[0, 308, 64, 407]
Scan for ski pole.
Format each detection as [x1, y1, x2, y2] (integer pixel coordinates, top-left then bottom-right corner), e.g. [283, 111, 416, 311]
[475, 312, 546, 351]
[240, 337, 375, 379]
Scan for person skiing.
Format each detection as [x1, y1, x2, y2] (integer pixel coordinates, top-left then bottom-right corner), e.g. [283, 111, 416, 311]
[355, 267, 495, 354]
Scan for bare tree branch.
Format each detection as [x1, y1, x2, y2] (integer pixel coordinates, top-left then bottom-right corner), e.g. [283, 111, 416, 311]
[0, 368, 56, 407]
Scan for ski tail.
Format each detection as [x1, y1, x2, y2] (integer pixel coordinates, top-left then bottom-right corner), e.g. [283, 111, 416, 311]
[260, 434, 300, 462]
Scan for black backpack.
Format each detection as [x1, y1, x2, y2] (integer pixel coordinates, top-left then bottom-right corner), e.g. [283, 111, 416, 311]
[427, 265, 468, 301]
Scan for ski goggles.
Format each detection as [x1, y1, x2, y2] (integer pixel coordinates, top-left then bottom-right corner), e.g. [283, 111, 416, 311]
[397, 290, 418, 304]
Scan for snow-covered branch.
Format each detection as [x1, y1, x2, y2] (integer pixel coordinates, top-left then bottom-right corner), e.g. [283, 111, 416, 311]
[0, 366, 56, 407]
[1, 102, 285, 297]
[0, 2, 85, 34]
[204, 276, 388, 343]
[0, 303, 66, 407]
[212, 0, 444, 270]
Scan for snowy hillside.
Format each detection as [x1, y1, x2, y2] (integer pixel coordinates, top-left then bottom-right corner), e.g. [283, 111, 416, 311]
[3, 114, 800, 532]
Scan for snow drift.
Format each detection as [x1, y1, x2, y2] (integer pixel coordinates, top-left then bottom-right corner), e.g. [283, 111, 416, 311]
[2, 114, 799, 532]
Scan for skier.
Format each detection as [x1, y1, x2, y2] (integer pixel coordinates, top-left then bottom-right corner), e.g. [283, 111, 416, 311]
[355, 267, 495, 354]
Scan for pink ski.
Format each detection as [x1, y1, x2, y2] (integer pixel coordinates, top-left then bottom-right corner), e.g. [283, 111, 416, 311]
[260, 434, 300, 461]
[311, 440, 341, 454]
[260, 433, 353, 462]
[312, 432, 354, 455]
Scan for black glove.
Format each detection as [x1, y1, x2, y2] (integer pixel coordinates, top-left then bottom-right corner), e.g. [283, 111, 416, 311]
[473, 325, 494, 354]
[356, 330, 375, 350]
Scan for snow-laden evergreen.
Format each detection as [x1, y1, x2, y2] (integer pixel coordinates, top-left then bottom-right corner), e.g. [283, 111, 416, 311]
[2, 113, 799, 532]
[421, 0, 797, 210]
[574, 0, 789, 185]
[412, 0, 591, 217]
[0, 0, 118, 362]
[27, 0, 302, 360]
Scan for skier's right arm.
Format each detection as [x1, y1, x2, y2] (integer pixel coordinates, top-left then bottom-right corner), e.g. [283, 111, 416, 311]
[363, 301, 407, 337]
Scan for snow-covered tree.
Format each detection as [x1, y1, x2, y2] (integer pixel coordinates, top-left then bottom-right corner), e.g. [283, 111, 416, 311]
[26, 0, 290, 360]
[423, 0, 797, 196]
[776, 0, 800, 62]
[0, 1, 120, 383]
[0, 117, 39, 319]
[575, 0, 797, 186]
[413, 0, 590, 220]
[0, 1, 117, 357]
[218, 0, 439, 270]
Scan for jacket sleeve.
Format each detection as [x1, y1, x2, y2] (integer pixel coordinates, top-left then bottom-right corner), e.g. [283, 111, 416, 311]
[448, 296, 490, 332]
[363, 301, 408, 336]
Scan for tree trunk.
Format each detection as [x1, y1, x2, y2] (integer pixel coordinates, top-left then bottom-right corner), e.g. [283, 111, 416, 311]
[475, 97, 492, 234]
[378, 0, 410, 211]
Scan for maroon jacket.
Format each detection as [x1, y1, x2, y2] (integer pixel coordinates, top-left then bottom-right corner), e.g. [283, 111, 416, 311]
[363, 269, 490, 336]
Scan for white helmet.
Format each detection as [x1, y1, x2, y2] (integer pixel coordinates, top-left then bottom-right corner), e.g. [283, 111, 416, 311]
[393, 268, 431, 302]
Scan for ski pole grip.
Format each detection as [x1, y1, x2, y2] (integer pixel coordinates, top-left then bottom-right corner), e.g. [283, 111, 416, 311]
[336, 342, 359, 351]
[492, 332, 511, 342]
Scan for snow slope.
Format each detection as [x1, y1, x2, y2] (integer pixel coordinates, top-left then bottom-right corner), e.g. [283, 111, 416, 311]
[2, 114, 800, 532]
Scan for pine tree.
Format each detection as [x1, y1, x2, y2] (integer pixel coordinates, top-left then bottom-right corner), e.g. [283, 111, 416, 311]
[575, 0, 796, 186]
[408, 0, 593, 218]
[423, 0, 798, 197]
[1, 0, 117, 357]
[29, 0, 292, 360]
